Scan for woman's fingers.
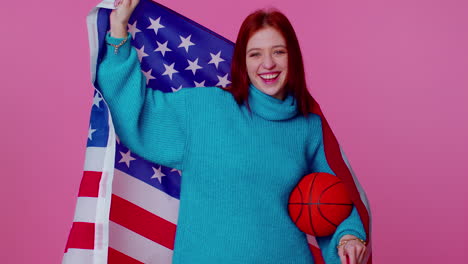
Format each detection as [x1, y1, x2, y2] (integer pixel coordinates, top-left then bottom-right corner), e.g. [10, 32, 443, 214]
[130, 0, 140, 8]
[114, 0, 129, 8]
[111, 0, 139, 23]
[338, 245, 347, 264]
[346, 245, 357, 264]
[113, 0, 134, 10]
[339, 240, 367, 264]
[357, 246, 367, 263]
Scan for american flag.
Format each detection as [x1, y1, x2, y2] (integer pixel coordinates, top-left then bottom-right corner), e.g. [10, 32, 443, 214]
[63, 0, 372, 263]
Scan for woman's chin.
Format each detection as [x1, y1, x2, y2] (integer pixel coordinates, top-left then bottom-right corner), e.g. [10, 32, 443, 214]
[258, 86, 285, 99]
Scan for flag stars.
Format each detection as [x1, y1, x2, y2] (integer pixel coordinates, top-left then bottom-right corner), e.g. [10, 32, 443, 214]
[170, 168, 182, 176]
[162, 62, 179, 80]
[194, 80, 206, 87]
[127, 21, 141, 39]
[92, 93, 103, 108]
[135, 46, 149, 62]
[185, 58, 202, 75]
[147, 17, 165, 35]
[88, 125, 97, 140]
[171, 85, 183, 92]
[151, 166, 166, 183]
[216, 73, 231, 88]
[208, 51, 225, 69]
[154, 40, 171, 56]
[178, 35, 195, 52]
[142, 69, 156, 84]
[119, 150, 136, 168]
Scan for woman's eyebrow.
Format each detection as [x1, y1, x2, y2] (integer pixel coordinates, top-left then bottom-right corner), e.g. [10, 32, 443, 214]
[246, 48, 260, 53]
[247, 45, 287, 53]
[273, 44, 287, 48]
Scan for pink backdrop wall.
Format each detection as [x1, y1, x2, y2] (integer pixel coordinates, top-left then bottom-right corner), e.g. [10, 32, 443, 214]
[1, 0, 467, 263]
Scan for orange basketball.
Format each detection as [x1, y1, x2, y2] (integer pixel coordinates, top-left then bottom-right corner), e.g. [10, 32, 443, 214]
[288, 172, 353, 237]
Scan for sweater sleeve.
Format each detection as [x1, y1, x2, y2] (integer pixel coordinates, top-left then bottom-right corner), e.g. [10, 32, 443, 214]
[308, 115, 367, 263]
[96, 32, 188, 170]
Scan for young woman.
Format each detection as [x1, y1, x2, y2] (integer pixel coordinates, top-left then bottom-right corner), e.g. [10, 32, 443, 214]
[99, 0, 368, 263]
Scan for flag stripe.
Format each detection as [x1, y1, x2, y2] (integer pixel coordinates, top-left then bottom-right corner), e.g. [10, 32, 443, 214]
[62, 248, 94, 264]
[324, 122, 369, 228]
[339, 146, 372, 215]
[308, 243, 326, 264]
[306, 234, 319, 248]
[78, 171, 102, 197]
[65, 222, 95, 251]
[339, 146, 373, 262]
[108, 247, 144, 264]
[84, 147, 107, 171]
[109, 194, 176, 250]
[310, 100, 371, 262]
[73, 197, 98, 223]
[108, 221, 173, 263]
[113, 169, 179, 224]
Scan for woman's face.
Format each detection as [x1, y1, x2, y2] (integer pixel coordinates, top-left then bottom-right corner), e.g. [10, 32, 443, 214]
[246, 27, 288, 100]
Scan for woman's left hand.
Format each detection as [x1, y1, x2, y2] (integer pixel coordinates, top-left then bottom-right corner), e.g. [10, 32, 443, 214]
[337, 234, 367, 264]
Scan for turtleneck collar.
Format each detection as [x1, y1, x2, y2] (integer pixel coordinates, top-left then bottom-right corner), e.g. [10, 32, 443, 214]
[247, 83, 298, 121]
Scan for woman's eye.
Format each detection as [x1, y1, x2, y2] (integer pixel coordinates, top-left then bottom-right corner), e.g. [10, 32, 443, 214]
[274, 50, 287, 55]
[249, 53, 260, 57]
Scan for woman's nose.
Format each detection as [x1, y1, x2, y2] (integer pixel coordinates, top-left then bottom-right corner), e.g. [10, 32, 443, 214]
[261, 54, 276, 69]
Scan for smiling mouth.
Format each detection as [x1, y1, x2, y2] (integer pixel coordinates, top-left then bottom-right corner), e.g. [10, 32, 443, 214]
[259, 72, 280, 83]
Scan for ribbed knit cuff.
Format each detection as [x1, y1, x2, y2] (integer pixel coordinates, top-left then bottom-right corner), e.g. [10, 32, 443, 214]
[335, 229, 366, 242]
[105, 32, 132, 59]
[333, 206, 367, 243]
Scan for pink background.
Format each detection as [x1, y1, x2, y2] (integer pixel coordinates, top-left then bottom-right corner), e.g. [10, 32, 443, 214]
[1, 0, 467, 263]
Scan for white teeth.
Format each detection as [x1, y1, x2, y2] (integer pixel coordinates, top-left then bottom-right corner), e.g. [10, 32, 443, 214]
[260, 73, 279, 80]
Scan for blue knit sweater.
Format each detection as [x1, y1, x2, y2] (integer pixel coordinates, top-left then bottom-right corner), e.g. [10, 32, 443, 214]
[98, 32, 366, 264]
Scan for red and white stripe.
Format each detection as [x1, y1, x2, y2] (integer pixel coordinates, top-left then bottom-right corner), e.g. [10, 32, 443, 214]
[310, 96, 373, 263]
[108, 169, 179, 263]
[63, 4, 118, 258]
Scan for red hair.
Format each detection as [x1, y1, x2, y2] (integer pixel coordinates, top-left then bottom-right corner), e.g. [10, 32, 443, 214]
[229, 8, 313, 116]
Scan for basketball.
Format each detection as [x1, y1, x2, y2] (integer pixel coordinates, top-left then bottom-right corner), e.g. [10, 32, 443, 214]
[288, 172, 353, 237]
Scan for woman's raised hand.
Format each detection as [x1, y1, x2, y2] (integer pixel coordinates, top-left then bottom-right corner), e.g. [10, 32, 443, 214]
[337, 234, 367, 264]
[110, 0, 140, 38]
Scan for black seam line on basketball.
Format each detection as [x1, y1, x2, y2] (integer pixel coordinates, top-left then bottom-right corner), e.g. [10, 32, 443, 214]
[295, 185, 304, 224]
[289, 203, 353, 206]
[308, 173, 319, 236]
[317, 203, 339, 228]
[317, 181, 342, 205]
[318, 181, 344, 228]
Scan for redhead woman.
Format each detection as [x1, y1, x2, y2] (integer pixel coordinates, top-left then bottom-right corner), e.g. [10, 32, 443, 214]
[99, 0, 368, 263]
